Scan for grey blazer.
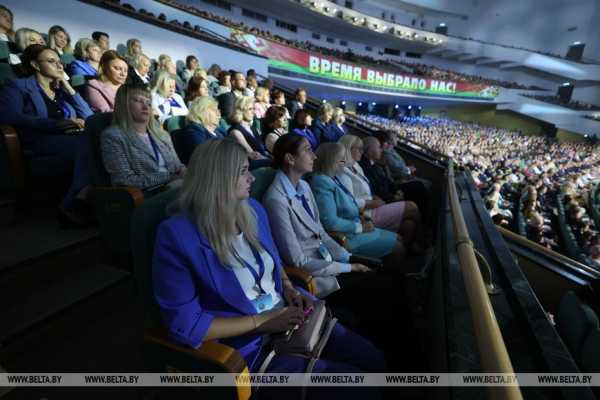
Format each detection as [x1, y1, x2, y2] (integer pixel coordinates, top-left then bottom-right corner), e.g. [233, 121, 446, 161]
[262, 172, 351, 298]
[100, 125, 184, 190]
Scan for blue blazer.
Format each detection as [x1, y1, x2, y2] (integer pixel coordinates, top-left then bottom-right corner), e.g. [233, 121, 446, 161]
[0, 76, 93, 143]
[152, 199, 287, 364]
[309, 173, 397, 258]
[312, 118, 332, 144]
[67, 59, 98, 79]
[292, 127, 319, 150]
[174, 122, 226, 165]
[324, 124, 346, 143]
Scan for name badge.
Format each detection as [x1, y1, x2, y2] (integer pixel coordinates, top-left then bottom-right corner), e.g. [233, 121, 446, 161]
[251, 293, 274, 313]
[318, 242, 333, 262]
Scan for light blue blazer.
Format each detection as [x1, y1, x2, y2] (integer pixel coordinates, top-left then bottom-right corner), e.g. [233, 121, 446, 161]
[309, 173, 397, 258]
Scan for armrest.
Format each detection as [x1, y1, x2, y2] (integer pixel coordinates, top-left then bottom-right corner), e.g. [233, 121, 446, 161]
[92, 185, 145, 208]
[284, 266, 316, 295]
[144, 328, 251, 400]
[0, 124, 26, 191]
[327, 231, 348, 249]
[349, 255, 383, 270]
[144, 328, 248, 373]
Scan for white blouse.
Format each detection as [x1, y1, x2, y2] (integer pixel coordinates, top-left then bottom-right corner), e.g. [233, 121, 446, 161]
[151, 92, 189, 123]
[229, 232, 283, 309]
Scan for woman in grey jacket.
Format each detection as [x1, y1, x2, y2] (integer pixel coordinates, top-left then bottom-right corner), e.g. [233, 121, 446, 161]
[262, 134, 407, 349]
[101, 83, 185, 190]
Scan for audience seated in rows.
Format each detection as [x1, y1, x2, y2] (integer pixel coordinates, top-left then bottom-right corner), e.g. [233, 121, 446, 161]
[152, 138, 385, 395]
[309, 142, 404, 259]
[83, 50, 128, 113]
[100, 83, 185, 190]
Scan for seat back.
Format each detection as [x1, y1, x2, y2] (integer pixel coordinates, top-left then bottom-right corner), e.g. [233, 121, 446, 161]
[0, 63, 16, 85]
[131, 189, 179, 328]
[70, 74, 87, 89]
[60, 53, 75, 66]
[556, 291, 600, 363]
[86, 112, 114, 186]
[165, 115, 186, 133]
[0, 41, 9, 61]
[250, 167, 276, 203]
[581, 328, 600, 372]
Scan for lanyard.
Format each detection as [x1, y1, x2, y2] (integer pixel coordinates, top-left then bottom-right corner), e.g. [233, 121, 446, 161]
[146, 133, 161, 164]
[235, 244, 266, 294]
[333, 176, 359, 208]
[169, 97, 181, 108]
[351, 166, 371, 186]
[296, 194, 316, 222]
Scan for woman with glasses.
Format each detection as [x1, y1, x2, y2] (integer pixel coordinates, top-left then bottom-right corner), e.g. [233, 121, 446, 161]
[309, 142, 404, 259]
[153, 138, 384, 398]
[83, 50, 128, 112]
[0, 44, 93, 226]
[100, 83, 185, 190]
[228, 96, 270, 164]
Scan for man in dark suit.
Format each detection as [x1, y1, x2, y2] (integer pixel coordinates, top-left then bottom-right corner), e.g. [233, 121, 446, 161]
[287, 88, 306, 119]
[217, 71, 246, 121]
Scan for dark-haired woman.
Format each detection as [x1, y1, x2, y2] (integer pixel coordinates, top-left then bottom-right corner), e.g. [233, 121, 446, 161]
[0, 44, 93, 225]
[291, 109, 319, 151]
[262, 105, 287, 153]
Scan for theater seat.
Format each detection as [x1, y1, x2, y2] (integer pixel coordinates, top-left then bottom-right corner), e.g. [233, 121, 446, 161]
[0, 63, 16, 85]
[556, 291, 600, 364]
[60, 53, 75, 66]
[164, 115, 186, 133]
[131, 189, 316, 396]
[87, 112, 156, 263]
[130, 189, 251, 400]
[581, 328, 600, 372]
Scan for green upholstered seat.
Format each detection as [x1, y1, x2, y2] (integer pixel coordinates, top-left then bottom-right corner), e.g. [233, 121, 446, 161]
[164, 115, 187, 133]
[249, 167, 276, 203]
[0, 63, 16, 85]
[60, 53, 75, 65]
[556, 291, 600, 364]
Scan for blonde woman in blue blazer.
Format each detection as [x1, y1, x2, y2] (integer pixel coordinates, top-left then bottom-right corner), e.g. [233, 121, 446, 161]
[309, 142, 403, 258]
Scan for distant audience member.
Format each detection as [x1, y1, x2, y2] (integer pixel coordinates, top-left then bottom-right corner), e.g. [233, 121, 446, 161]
[228, 95, 269, 163]
[47, 25, 72, 56]
[176, 97, 225, 164]
[101, 83, 185, 190]
[0, 5, 20, 65]
[68, 38, 101, 78]
[291, 109, 318, 151]
[124, 38, 142, 66]
[14, 28, 45, 53]
[312, 102, 334, 143]
[287, 88, 306, 117]
[262, 105, 288, 153]
[127, 53, 151, 85]
[151, 70, 188, 123]
[83, 50, 128, 112]
[91, 31, 110, 52]
[217, 71, 246, 120]
[184, 76, 210, 106]
[181, 55, 199, 84]
[253, 86, 270, 119]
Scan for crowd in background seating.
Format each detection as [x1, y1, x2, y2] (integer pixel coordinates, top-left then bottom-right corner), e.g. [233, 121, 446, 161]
[523, 94, 600, 111]
[356, 114, 600, 269]
[155, 0, 542, 90]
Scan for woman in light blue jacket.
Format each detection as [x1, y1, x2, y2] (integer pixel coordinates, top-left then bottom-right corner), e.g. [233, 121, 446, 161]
[309, 142, 403, 258]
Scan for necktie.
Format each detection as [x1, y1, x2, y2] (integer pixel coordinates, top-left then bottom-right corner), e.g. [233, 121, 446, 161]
[296, 194, 315, 221]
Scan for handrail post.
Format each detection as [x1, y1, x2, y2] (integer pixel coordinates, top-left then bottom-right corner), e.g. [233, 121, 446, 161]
[447, 162, 523, 400]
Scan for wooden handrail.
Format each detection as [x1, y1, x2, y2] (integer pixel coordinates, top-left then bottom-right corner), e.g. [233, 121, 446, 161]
[497, 226, 600, 277]
[448, 163, 523, 400]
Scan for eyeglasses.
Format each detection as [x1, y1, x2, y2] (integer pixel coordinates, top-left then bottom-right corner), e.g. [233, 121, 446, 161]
[130, 97, 152, 106]
[37, 58, 62, 66]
